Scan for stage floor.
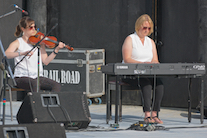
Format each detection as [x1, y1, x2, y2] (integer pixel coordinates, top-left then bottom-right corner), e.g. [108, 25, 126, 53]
[1, 101, 207, 138]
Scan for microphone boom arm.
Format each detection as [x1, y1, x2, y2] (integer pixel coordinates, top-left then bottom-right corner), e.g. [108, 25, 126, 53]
[0, 10, 17, 19]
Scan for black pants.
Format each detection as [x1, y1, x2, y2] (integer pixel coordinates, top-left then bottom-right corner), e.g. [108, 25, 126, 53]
[14, 76, 61, 92]
[122, 77, 164, 112]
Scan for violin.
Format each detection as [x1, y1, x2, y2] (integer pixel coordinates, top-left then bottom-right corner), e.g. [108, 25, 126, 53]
[28, 31, 74, 51]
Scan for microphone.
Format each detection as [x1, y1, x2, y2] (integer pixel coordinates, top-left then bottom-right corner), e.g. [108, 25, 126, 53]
[14, 4, 28, 15]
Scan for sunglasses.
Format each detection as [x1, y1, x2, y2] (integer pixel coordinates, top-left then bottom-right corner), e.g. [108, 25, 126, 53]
[28, 25, 36, 30]
[142, 26, 151, 31]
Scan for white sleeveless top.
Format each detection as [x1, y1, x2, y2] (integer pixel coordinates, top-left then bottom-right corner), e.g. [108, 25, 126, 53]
[124, 32, 153, 63]
[14, 37, 43, 78]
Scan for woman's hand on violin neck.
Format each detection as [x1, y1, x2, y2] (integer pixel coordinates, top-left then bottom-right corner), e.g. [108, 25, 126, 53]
[52, 42, 65, 55]
[57, 42, 65, 50]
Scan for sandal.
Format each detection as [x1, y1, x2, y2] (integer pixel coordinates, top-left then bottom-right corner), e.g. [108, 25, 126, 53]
[144, 117, 155, 123]
[152, 116, 163, 124]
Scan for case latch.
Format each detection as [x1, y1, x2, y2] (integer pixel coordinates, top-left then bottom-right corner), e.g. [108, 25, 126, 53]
[77, 59, 83, 67]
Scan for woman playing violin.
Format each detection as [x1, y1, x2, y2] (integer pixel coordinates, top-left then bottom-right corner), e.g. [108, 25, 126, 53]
[5, 16, 65, 92]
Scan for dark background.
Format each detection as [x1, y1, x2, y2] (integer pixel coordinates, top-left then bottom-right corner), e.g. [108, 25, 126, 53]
[0, 0, 207, 108]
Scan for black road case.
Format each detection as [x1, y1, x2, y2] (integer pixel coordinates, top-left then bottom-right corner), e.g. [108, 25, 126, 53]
[43, 48, 105, 101]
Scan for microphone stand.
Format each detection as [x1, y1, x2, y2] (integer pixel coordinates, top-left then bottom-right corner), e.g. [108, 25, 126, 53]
[37, 47, 40, 92]
[0, 39, 16, 125]
[1, 58, 9, 125]
[13, 23, 58, 93]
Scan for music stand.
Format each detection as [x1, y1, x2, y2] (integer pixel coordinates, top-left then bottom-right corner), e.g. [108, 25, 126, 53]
[0, 38, 16, 125]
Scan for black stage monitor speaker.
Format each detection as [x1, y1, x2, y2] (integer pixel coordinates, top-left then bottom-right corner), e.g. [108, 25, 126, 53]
[16, 91, 91, 129]
[0, 123, 66, 138]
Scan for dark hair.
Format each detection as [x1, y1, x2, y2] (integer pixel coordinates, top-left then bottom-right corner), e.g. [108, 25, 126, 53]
[14, 16, 35, 37]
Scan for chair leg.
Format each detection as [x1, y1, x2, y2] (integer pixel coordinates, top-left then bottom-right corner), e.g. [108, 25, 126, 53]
[6, 85, 13, 121]
[9, 88, 13, 121]
[106, 83, 111, 124]
[110, 89, 112, 120]
[119, 86, 122, 122]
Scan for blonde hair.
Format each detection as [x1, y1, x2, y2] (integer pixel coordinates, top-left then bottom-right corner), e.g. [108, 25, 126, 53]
[14, 16, 35, 37]
[135, 14, 154, 36]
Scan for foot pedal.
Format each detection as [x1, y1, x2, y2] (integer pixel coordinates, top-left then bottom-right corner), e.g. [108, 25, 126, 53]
[127, 121, 166, 131]
[110, 123, 119, 128]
